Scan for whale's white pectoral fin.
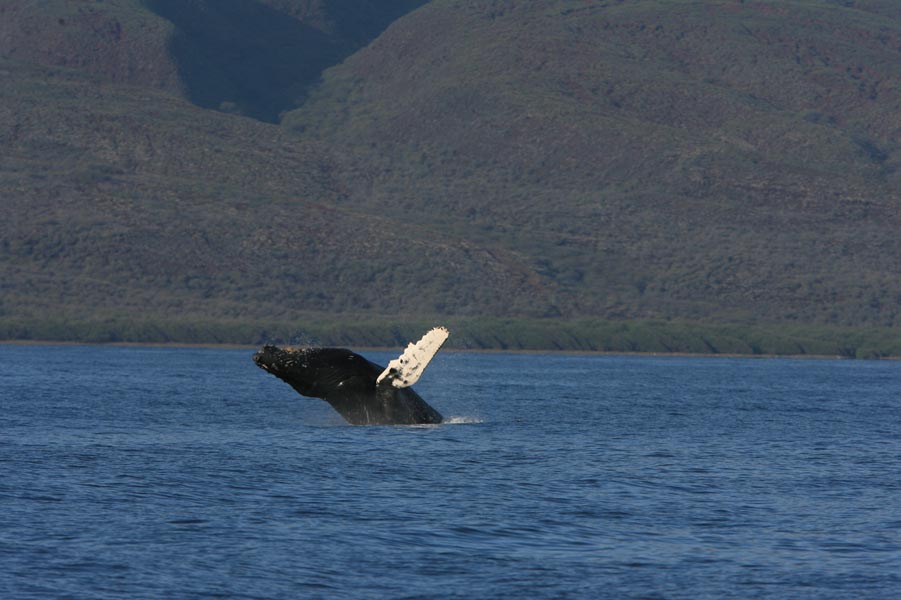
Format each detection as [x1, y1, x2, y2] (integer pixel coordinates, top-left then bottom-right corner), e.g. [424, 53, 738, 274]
[377, 326, 449, 388]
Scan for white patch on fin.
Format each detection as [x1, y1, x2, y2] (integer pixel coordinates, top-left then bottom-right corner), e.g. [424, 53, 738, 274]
[377, 326, 449, 388]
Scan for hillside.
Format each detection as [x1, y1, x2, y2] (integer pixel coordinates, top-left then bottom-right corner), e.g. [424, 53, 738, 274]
[0, 0, 428, 121]
[143, 0, 429, 120]
[0, 57, 548, 329]
[2, 0, 901, 352]
[2, 0, 542, 332]
[284, 0, 901, 327]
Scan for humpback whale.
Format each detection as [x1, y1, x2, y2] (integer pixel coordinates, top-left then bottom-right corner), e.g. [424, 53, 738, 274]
[253, 327, 449, 425]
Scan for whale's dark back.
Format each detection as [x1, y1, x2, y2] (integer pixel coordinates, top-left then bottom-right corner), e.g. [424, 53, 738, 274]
[253, 345, 443, 425]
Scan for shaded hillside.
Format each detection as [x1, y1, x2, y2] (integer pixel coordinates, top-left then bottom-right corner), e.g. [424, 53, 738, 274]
[0, 0, 428, 121]
[285, 0, 901, 326]
[143, 0, 429, 120]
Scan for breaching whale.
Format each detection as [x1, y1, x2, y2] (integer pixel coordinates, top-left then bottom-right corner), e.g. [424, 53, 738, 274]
[253, 327, 449, 425]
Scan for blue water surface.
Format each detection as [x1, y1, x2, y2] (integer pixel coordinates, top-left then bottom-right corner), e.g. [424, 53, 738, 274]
[1, 344, 900, 599]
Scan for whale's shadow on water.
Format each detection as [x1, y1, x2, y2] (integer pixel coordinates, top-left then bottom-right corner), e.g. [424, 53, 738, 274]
[253, 328, 456, 426]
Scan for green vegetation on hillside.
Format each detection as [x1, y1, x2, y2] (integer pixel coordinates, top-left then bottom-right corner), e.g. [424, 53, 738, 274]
[3, 315, 900, 360]
[285, 0, 901, 327]
[2, 0, 901, 352]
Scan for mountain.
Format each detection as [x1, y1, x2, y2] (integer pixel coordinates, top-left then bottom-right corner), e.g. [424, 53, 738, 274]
[1, 0, 901, 352]
[284, 0, 901, 326]
[0, 57, 543, 329]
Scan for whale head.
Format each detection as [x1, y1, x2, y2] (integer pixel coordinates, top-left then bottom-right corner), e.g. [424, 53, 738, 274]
[253, 345, 378, 399]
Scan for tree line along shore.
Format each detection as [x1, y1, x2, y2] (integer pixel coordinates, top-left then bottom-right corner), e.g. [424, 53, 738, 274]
[2, 317, 900, 360]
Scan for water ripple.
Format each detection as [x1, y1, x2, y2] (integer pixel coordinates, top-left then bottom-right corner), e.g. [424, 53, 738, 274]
[2, 347, 900, 599]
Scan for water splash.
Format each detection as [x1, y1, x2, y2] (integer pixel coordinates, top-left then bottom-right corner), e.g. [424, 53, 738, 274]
[443, 416, 484, 425]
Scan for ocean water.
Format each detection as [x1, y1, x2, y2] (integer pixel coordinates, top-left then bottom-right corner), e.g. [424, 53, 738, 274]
[1, 344, 900, 600]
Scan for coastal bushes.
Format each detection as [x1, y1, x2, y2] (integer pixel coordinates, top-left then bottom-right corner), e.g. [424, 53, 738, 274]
[2, 316, 899, 359]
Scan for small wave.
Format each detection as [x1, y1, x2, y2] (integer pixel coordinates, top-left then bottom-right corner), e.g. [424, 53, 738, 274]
[443, 416, 484, 424]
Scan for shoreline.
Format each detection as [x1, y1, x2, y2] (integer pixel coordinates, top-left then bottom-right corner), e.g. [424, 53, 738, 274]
[2, 317, 898, 360]
[0, 338, 874, 360]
